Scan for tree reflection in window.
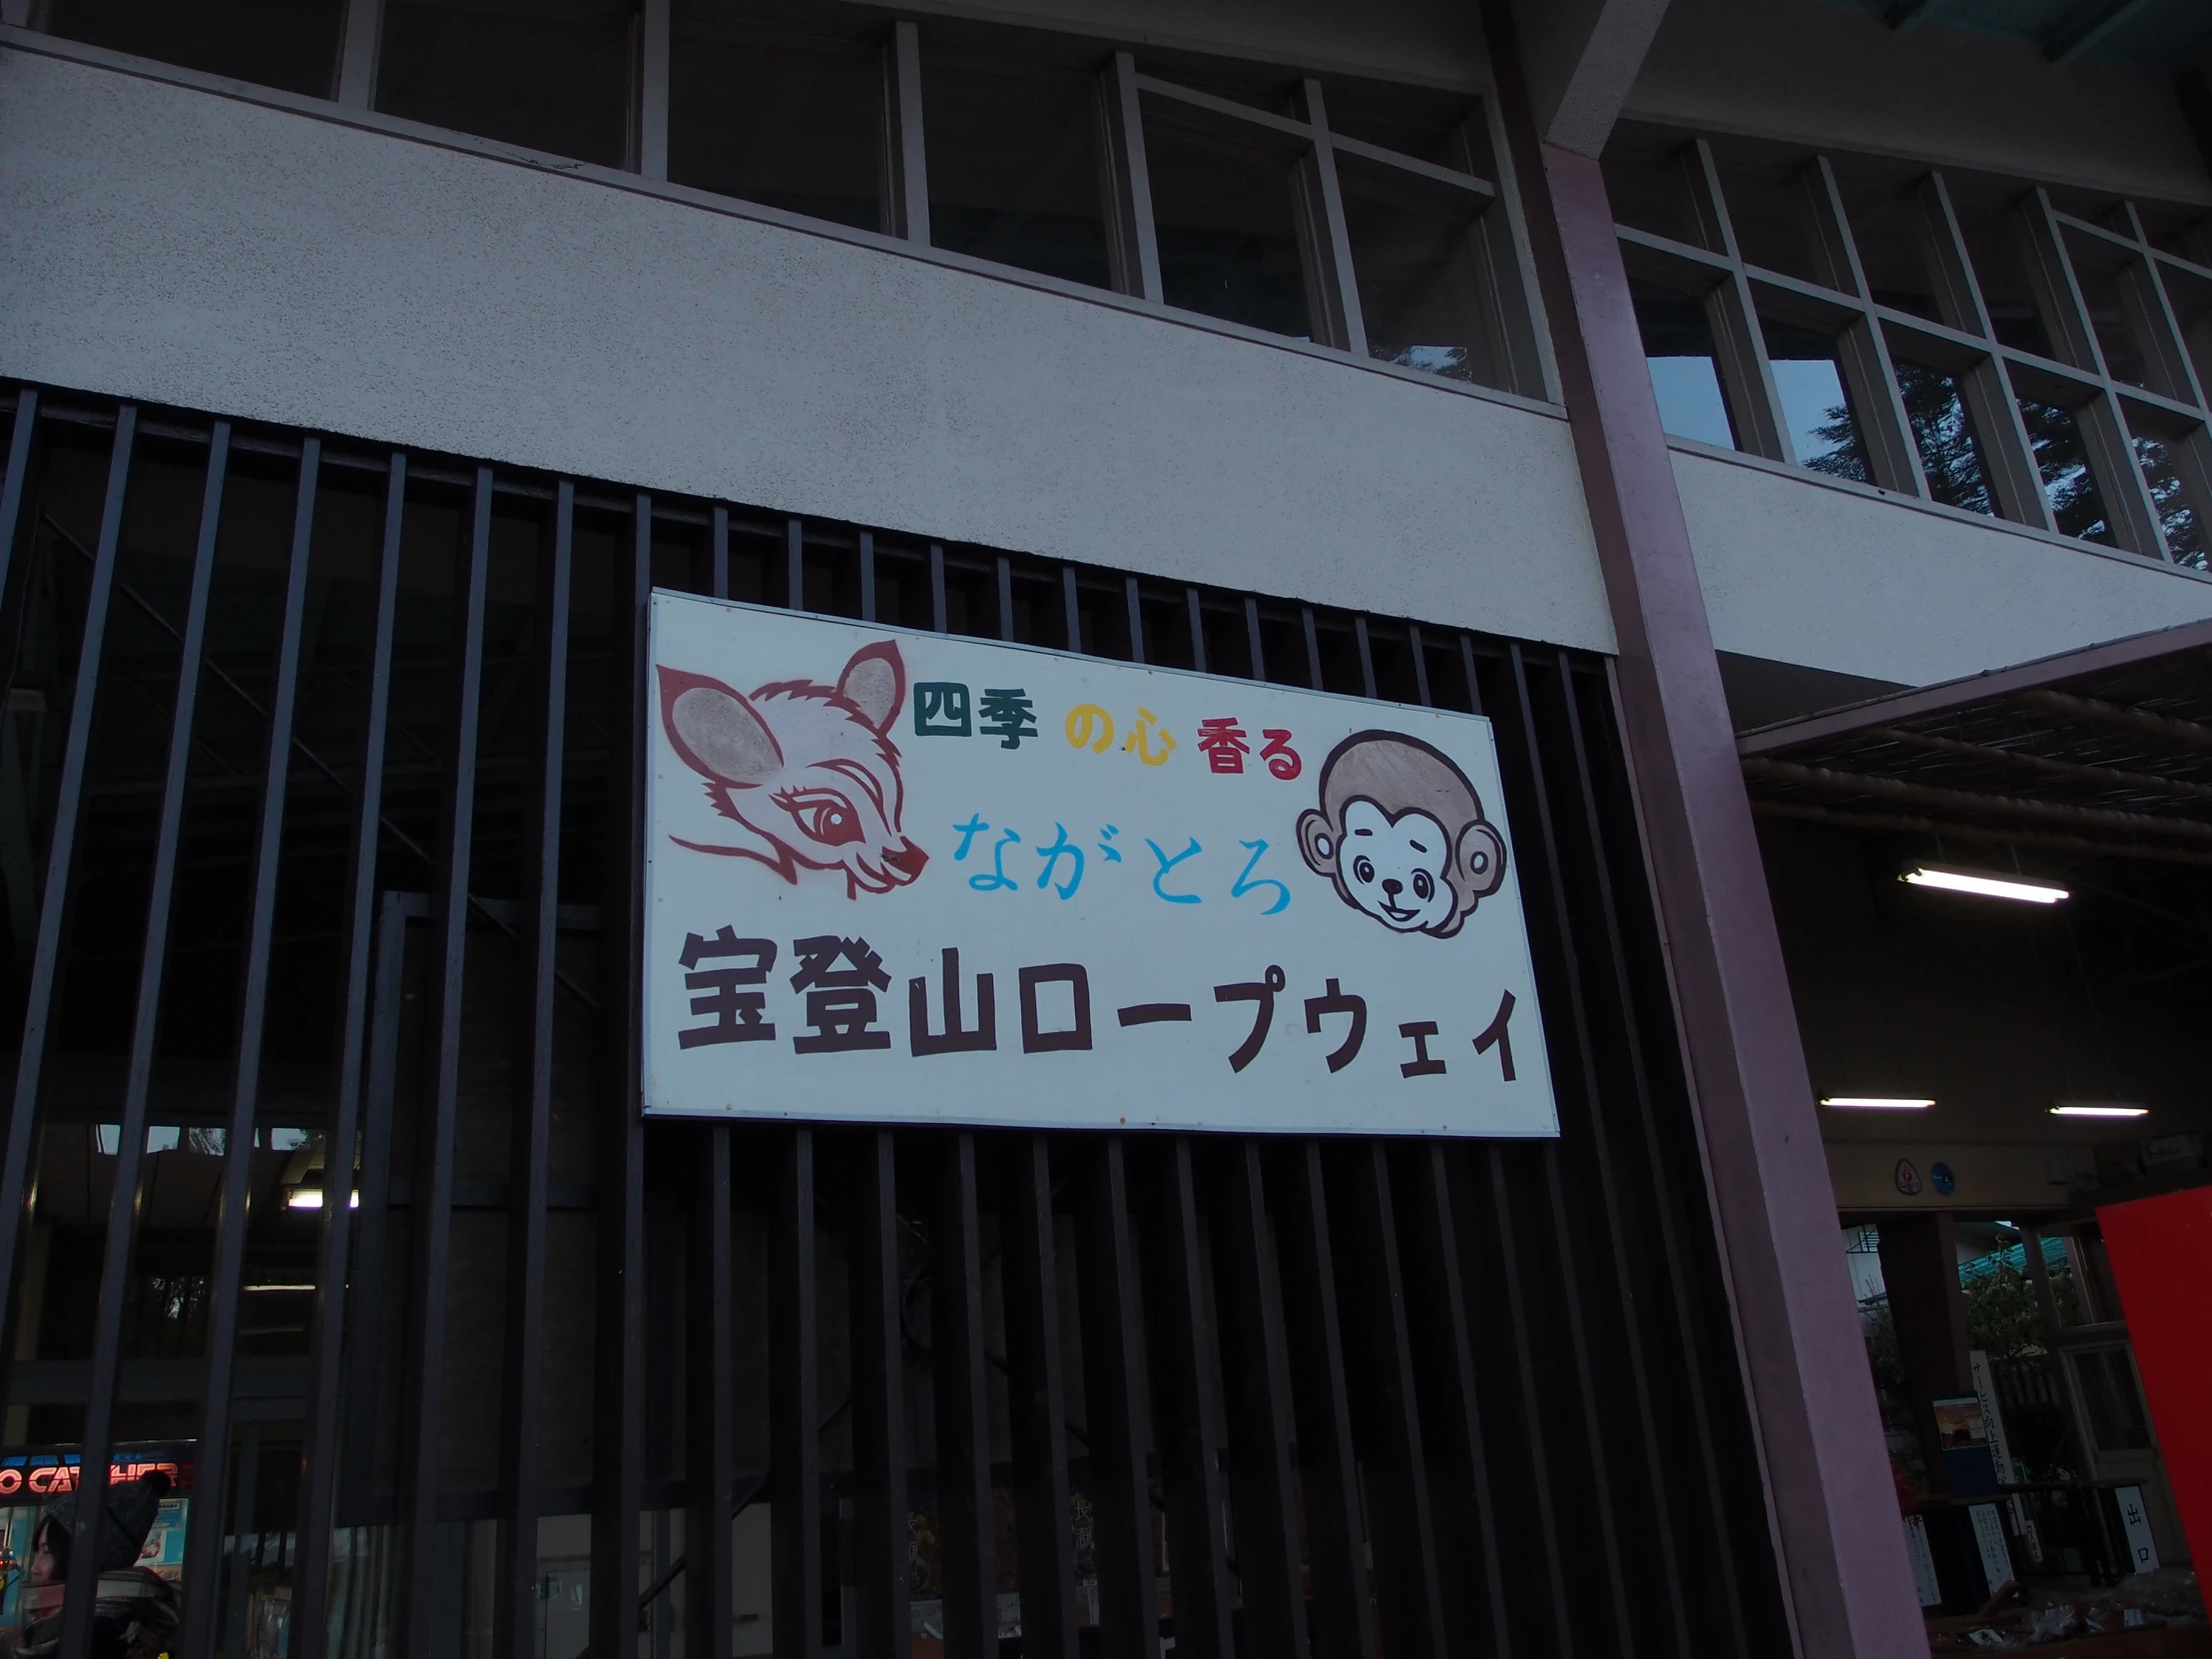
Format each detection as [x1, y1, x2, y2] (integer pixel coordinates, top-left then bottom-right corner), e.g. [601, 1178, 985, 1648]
[2132, 434, 2209, 569]
[1894, 361, 1993, 515]
[2019, 400, 2113, 544]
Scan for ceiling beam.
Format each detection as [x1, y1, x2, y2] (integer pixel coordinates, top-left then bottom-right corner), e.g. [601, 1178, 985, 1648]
[1752, 799, 2212, 868]
[2021, 687, 2212, 750]
[1869, 725, 2212, 803]
[1743, 756, 2212, 840]
[2046, 0, 2160, 64]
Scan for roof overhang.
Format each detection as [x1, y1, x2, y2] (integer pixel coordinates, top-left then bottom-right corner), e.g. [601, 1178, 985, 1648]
[1737, 618, 2212, 867]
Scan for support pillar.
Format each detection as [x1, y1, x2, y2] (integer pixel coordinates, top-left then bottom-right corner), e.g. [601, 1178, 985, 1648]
[1480, 4, 1929, 1653]
[1878, 1213, 1973, 1489]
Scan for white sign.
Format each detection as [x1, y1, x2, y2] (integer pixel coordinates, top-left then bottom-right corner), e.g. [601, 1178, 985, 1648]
[642, 594, 1557, 1136]
[1903, 1515, 1942, 1606]
[1968, 1503, 2014, 1596]
[2115, 1484, 2160, 1572]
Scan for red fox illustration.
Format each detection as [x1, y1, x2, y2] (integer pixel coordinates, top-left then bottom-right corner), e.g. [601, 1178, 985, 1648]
[656, 639, 928, 898]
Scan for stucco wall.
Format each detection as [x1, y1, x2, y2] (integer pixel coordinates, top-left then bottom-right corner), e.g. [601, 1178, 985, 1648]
[1677, 447, 2212, 686]
[0, 44, 1612, 652]
[1630, 0, 2212, 206]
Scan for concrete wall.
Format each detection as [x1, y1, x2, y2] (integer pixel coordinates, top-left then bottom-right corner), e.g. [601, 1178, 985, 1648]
[0, 44, 1613, 653]
[1677, 447, 2212, 686]
[1629, 0, 2212, 205]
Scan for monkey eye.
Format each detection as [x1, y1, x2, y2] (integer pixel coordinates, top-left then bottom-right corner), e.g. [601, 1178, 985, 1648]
[1412, 869, 1434, 901]
[1352, 856, 1376, 885]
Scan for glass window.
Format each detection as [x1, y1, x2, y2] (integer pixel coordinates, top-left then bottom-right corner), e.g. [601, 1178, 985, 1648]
[2072, 1349, 2153, 1453]
[2127, 413, 2211, 569]
[376, 0, 635, 170]
[42, 0, 344, 96]
[1629, 280, 1736, 447]
[2065, 233, 2157, 388]
[1761, 316, 1870, 481]
[1339, 160, 1493, 385]
[1601, 133, 1708, 249]
[1893, 359, 1993, 514]
[922, 47, 1109, 288]
[1143, 110, 1312, 340]
[2019, 397, 2114, 543]
[1952, 190, 2054, 356]
[669, 5, 882, 233]
[1837, 174, 1942, 321]
[1717, 159, 1824, 285]
[1322, 79, 1479, 171]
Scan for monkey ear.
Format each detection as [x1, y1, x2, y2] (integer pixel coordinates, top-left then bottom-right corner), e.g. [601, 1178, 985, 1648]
[837, 641, 905, 736]
[659, 666, 783, 787]
[1456, 821, 1507, 901]
[1296, 809, 1337, 876]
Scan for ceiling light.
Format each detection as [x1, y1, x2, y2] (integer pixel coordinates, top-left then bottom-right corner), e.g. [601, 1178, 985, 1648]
[284, 1189, 358, 1209]
[1821, 1096, 1935, 1110]
[2050, 1102, 2148, 1119]
[1902, 865, 2068, 904]
[244, 1284, 315, 1294]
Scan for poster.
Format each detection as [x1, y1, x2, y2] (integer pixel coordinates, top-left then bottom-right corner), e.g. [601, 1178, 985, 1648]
[644, 595, 1557, 1136]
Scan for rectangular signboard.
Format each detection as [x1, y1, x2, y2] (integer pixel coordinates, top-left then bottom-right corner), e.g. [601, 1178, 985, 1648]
[643, 593, 1557, 1136]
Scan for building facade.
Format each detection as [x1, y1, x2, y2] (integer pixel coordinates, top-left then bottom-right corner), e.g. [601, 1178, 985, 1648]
[1, 0, 2209, 1654]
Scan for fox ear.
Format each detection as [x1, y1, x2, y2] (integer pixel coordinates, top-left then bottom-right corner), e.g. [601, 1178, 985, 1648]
[837, 641, 905, 736]
[658, 666, 782, 786]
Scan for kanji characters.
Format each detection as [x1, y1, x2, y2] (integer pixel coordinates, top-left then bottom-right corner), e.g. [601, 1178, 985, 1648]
[914, 682, 972, 737]
[1123, 707, 1177, 766]
[676, 928, 777, 1048]
[1196, 718, 1249, 775]
[788, 935, 892, 1053]
[909, 946, 996, 1056]
[978, 687, 1038, 749]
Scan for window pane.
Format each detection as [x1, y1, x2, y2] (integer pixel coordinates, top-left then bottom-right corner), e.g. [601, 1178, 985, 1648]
[1322, 79, 1479, 171]
[1144, 111, 1312, 340]
[1762, 317, 1870, 481]
[1895, 360, 1993, 514]
[44, 0, 343, 96]
[1629, 280, 1736, 447]
[1602, 133, 1708, 249]
[2132, 429, 2210, 569]
[2019, 398, 2113, 543]
[2065, 234, 2153, 389]
[1952, 190, 2054, 356]
[669, 6, 881, 232]
[377, 0, 634, 170]
[1340, 163, 1493, 385]
[1718, 159, 1823, 284]
[922, 48, 1109, 287]
[1837, 174, 1941, 321]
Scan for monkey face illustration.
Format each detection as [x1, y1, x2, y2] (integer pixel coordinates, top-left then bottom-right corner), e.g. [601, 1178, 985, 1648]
[1296, 732, 1507, 938]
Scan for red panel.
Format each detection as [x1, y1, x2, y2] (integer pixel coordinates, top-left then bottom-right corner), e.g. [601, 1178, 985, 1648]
[2098, 1187, 2212, 1565]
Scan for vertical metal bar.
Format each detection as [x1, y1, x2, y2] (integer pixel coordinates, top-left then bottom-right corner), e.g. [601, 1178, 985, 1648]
[850, 1130, 910, 1658]
[2018, 189, 2102, 374]
[1268, 1143, 1378, 1659]
[0, 401, 128, 1375]
[225, 1426, 264, 1659]
[495, 481, 573, 1659]
[999, 1137, 1078, 1659]
[1325, 1145, 1446, 1659]
[995, 554, 1015, 642]
[339, 885, 412, 1521]
[1406, 622, 1433, 707]
[1243, 597, 1266, 681]
[391, 462, 494, 1656]
[57, 416, 222, 1659]
[0, 387, 41, 645]
[292, 448, 407, 1659]
[1183, 587, 1206, 673]
[2076, 387, 2168, 557]
[1300, 606, 1324, 690]
[858, 530, 877, 623]
[1354, 615, 1379, 699]
[929, 1134, 997, 1659]
[1096, 51, 1163, 301]
[770, 1129, 825, 1659]
[638, 0, 671, 180]
[1132, 1140, 1235, 1659]
[1460, 635, 1486, 716]
[1123, 575, 1145, 665]
[1806, 158, 1926, 497]
[787, 517, 806, 611]
[1391, 1145, 1513, 1659]
[687, 1125, 735, 1659]
[711, 504, 731, 601]
[177, 435, 325, 1659]
[883, 20, 930, 244]
[1205, 1144, 1307, 1659]
[592, 492, 652, 1659]
[333, 0, 384, 106]
[1075, 1138, 1161, 1659]
[1687, 140, 1792, 463]
[1060, 565, 1081, 654]
[1295, 80, 1368, 355]
[929, 543, 949, 633]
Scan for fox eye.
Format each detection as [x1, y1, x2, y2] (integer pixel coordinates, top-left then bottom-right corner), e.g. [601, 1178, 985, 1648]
[785, 792, 861, 846]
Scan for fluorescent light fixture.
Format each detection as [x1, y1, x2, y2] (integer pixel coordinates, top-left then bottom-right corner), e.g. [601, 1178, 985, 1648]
[244, 1284, 315, 1294]
[2050, 1102, 2148, 1119]
[1902, 865, 2068, 904]
[1821, 1096, 1936, 1110]
[284, 1189, 359, 1209]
